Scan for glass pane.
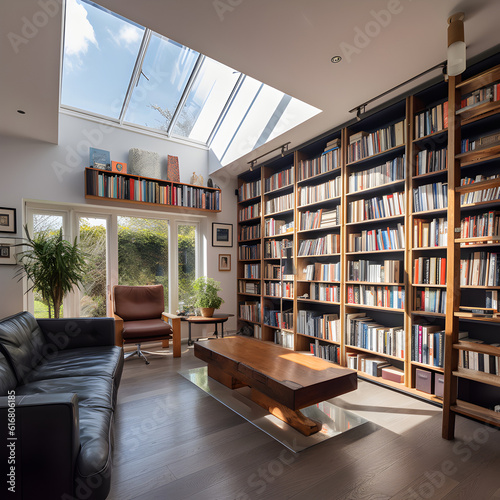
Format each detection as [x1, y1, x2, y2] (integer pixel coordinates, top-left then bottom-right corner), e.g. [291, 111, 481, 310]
[178, 224, 197, 312]
[124, 34, 199, 131]
[32, 214, 64, 318]
[171, 58, 240, 142]
[117, 217, 169, 309]
[61, 0, 144, 119]
[79, 217, 107, 317]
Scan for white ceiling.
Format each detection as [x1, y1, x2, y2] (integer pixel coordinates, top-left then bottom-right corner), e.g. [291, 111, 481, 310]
[2, 0, 500, 174]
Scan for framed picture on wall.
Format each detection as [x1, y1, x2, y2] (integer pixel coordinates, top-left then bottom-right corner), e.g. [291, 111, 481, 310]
[0, 207, 16, 233]
[212, 223, 233, 247]
[218, 254, 231, 272]
[0, 239, 17, 265]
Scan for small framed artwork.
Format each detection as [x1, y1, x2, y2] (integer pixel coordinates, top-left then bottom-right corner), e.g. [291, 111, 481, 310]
[0, 207, 16, 233]
[212, 223, 233, 247]
[0, 239, 17, 265]
[111, 161, 127, 174]
[218, 254, 231, 272]
[89, 147, 111, 170]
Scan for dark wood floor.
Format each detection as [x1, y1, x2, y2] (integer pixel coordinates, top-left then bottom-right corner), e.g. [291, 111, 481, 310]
[108, 344, 500, 500]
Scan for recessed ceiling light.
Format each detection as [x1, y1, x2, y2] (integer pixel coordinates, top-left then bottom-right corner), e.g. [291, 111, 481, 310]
[331, 56, 342, 63]
[17, 110, 26, 114]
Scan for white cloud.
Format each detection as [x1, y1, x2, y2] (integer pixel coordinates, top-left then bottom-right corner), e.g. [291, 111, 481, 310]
[65, 0, 97, 57]
[107, 24, 142, 51]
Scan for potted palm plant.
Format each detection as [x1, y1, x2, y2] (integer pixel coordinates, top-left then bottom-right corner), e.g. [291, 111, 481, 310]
[16, 225, 87, 318]
[192, 276, 224, 317]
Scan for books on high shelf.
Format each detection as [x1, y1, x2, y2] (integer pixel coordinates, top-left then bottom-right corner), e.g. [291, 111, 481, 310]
[458, 81, 500, 113]
[413, 218, 447, 248]
[461, 211, 500, 241]
[239, 243, 261, 260]
[239, 224, 261, 241]
[411, 324, 447, 367]
[303, 262, 341, 282]
[238, 179, 261, 201]
[265, 166, 294, 193]
[265, 193, 294, 214]
[310, 341, 341, 363]
[309, 283, 340, 302]
[265, 218, 293, 236]
[347, 192, 405, 222]
[460, 251, 500, 286]
[297, 311, 341, 342]
[348, 155, 405, 193]
[348, 259, 403, 284]
[298, 234, 340, 256]
[298, 147, 341, 181]
[348, 119, 406, 163]
[346, 312, 405, 358]
[299, 207, 340, 230]
[349, 224, 405, 252]
[415, 148, 447, 176]
[413, 182, 448, 212]
[243, 263, 260, 279]
[346, 284, 404, 309]
[264, 238, 292, 259]
[460, 175, 500, 205]
[414, 101, 448, 138]
[414, 287, 446, 313]
[298, 177, 341, 205]
[238, 280, 260, 294]
[239, 202, 261, 221]
[413, 257, 447, 285]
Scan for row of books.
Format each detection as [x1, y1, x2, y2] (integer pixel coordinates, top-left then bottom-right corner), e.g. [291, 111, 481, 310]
[348, 259, 403, 284]
[346, 354, 397, 378]
[238, 280, 260, 294]
[415, 147, 447, 176]
[347, 192, 405, 223]
[264, 281, 293, 298]
[348, 224, 405, 252]
[460, 175, 500, 205]
[413, 182, 448, 212]
[264, 238, 292, 259]
[239, 224, 261, 241]
[413, 217, 447, 248]
[298, 234, 340, 256]
[346, 285, 405, 309]
[264, 308, 287, 328]
[413, 257, 447, 285]
[297, 311, 341, 342]
[86, 170, 221, 210]
[298, 176, 341, 206]
[264, 166, 294, 193]
[486, 290, 499, 309]
[299, 207, 340, 230]
[239, 243, 261, 260]
[461, 132, 500, 153]
[264, 218, 293, 236]
[264, 193, 294, 215]
[239, 301, 260, 322]
[303, 262, 341, 282]
[458, 338, 500, 375]
[242, 263, 260, 279]
[346, 312, 405, 359]
[298, 147, 341, 181]
[411, 324, 445, 368]
[308, 283, 340, 303]
[310, 341, 340, 363]
[348, 155, 405, 193]
[253, 324, 262, 339]
[460, 251, 500, 286]
[459, 82, 500, 112]
[414, 101, 448, 138]
[239, 202, 260, 221]
[347, 119, 406, 163]
[461, 211, 500, 239]
[238, 179, 261, 202]
[414, 287, 447, 314]
[275, 330, 294, 349]
[264, 263, 288, 280]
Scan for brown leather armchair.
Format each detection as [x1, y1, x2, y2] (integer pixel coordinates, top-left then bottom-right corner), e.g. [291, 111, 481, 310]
[112, 284, 181, 364]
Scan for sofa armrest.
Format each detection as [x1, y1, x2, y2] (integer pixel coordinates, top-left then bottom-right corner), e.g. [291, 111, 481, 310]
[113, 313, 124, 347]
[162, 313, 181, 358]
[0, 393, 80, 499]
[37, 317, 116, 350]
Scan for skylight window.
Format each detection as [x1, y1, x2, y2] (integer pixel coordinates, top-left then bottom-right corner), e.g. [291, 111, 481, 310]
[60, 0, 321, 166]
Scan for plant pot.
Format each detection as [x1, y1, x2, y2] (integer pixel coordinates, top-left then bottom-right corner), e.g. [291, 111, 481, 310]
[200, 307, 214, 318]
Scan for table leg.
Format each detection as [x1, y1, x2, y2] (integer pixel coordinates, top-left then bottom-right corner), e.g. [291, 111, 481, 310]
[214, 323, 218, 339]
[221, 323, 224, 338]
[188, 323, 193, 346]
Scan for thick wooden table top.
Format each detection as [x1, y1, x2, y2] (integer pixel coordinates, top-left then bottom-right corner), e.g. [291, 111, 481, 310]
[184, 314, 232, 323]
[194, 336, 357, 410]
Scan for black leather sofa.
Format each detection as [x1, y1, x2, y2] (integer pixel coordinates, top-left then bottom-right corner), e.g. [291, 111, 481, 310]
[0, 311, 123, 500]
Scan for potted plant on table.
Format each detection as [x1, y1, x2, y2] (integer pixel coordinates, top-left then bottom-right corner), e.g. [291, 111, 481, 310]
[192, 276, 224, 317]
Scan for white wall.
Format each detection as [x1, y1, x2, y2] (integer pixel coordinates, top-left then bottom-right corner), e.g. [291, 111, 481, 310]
[0, 113, 238, 333]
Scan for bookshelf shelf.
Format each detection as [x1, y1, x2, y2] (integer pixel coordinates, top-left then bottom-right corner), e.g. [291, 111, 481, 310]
[297, 167, 341, 185]
[296, 332, 341, 345]
[452, 400, 500, 427]
[453, 368, 500, 388]
[412, 169, 447, 181]
[298, 196, 341, 209]
[346, 144, 405, 168]
[345, 304, 404, 313]
[346, 281, 403, 286]
[412, 129, 448, 144]
[411, 311, 445, 317]
[297, 298, 340, 305]
[346, 249, 404, 255]
[346, 214, 405, 226]
[346, 179, 405, 197]
[411, 361, 444, 373]
[345, 344, 404, 362]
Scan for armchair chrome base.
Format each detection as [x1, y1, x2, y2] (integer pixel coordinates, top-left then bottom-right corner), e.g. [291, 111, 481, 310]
[124, 344, 151, 365]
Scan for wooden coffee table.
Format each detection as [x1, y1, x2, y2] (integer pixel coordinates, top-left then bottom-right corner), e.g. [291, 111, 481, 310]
[194, 336, 357, 436]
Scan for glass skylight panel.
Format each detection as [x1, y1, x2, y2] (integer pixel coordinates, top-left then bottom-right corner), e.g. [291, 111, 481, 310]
[171, 58, 240, 142]
[61, 0, 144, 119]
[123, 34, 199, 131]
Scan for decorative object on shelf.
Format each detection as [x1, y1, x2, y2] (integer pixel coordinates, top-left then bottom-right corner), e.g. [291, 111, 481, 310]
[190, 171, 204, 186]
[111, 161, 127, 173]
[218, 254, 231, 272]
[128, 148, 161, 178]
[167, 155, 180, 182]
[0, 238, 17, 265]
[89, 147, 111, 170]
[212, 222, 233, 247]
[447, 12, 466, 77]
[208, 177, 220, 189]
[192, 276, 224, 317]
[0, 207, 16, 233]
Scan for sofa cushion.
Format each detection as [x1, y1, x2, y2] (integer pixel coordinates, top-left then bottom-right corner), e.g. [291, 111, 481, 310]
[0, 351, 17, 396]
[122, 318, 172, 340]
[0, 311, 45, 383]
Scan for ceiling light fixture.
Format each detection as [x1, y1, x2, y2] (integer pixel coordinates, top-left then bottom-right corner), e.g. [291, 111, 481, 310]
[247, 142, 291, 171]
[331, 56, 342, 63]
[17, 110, 26, 114]
[447, 12, 466, 77]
